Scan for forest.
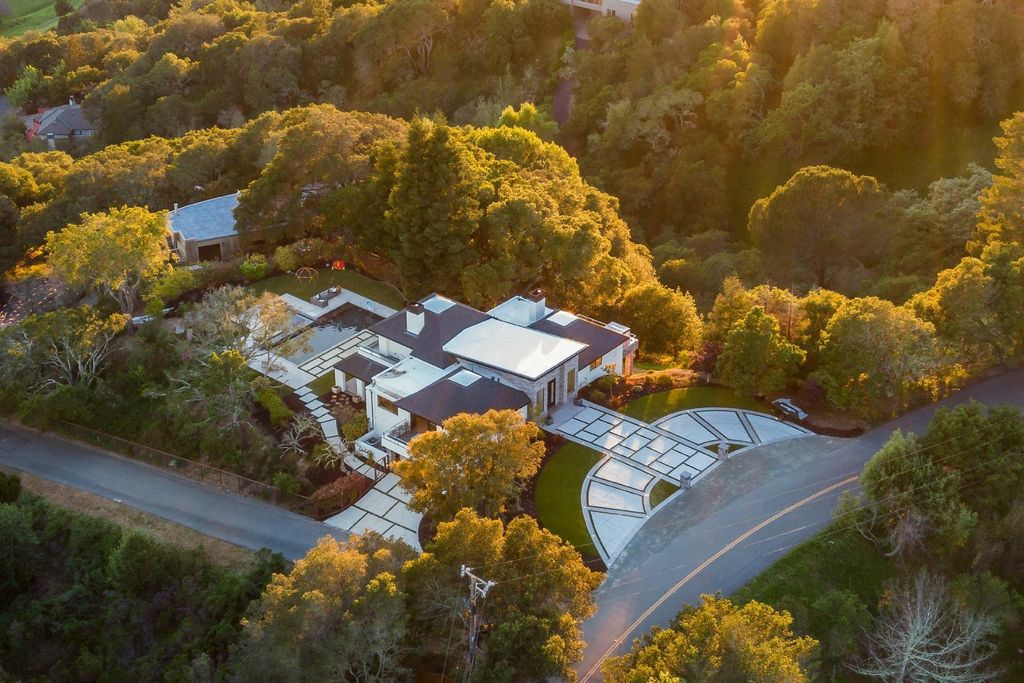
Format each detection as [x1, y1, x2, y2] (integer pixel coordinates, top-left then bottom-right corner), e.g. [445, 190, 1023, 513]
[0, 0, 1023, 680]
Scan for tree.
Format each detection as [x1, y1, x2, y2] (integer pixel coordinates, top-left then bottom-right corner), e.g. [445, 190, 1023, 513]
[45, 206, 171, 316]
[395, 409, 545, 522]
[0, 307, 126, 391]
[717, 306, 805, 397]
[381, 117, 485, 296]
[403, 509, 602, 681]
[856, 572, 1002, 683]
[236, 534, 415, 682]
[617, 282, 703, 360]
[603, 594, 819, 682]
[705, 276, 756, 345]
[168, 349, 262, 431]
[974, 111, 1024, 250]
[859, 430, 975, 559]
[748, 166, 893, 290]
[498, 102, 557, 141]
[184, 286, 260, 360]
[248, 293, 309, 371]
[813, 297, 939, 418]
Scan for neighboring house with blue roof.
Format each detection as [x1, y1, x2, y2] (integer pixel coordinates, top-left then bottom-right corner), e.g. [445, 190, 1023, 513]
[167, 193, 241, 263]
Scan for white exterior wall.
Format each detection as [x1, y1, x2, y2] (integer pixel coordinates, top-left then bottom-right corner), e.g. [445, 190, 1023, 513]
[562, 0, 639, 21]
[578, 344, 628, 387]
[365, 384, 410, 435]
[377, 336, 412, 359]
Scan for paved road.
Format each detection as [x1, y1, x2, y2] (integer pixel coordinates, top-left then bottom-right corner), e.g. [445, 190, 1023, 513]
[578, 368, 1024, 680]
[0, 424, 348, 560]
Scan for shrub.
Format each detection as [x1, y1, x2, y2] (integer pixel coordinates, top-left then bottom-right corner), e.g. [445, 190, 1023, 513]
[589, 389, 607, 404]
[0, 471, 21, 503]
[256, 387, 293, 428]
[593, 375, 616, 393]
[272, 471, 301, 496]
[341, 415, 368, 443]
[273, 244, 299, 272]
[655, 373, 674, 390]
[630, 384, 644, 395]
[239, 253, 270, 282]
[144, 267, 199, 312]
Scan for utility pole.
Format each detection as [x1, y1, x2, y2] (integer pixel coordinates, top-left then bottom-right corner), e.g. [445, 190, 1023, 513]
[460, 564, 496, 683]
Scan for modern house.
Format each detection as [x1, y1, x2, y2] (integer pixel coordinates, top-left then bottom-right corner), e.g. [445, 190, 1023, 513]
[561, 0, 639, 21]
[335, 290, 638, 463]
[24, 100, 97, 149]
[167, 193, 241, 263]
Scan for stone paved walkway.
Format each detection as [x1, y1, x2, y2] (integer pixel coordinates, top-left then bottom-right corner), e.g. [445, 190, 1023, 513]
[548, 401, 809, 564]
[325, 460, 422, 551]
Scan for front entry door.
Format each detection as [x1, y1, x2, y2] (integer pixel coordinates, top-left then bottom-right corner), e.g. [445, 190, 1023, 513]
[547, 378, 557, 407]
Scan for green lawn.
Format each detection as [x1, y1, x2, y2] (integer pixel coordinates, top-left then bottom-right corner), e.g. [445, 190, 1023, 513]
[246, 269, 406, 310]
[2, 0, 83, 36]
[649, 479, 679, 508]
[534, 442, 602, 559]
[305, 372, 335, 398]
[621, 386, 767, 422]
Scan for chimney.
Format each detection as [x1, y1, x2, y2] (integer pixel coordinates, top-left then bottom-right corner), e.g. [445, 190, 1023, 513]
[406, 302, 425, 336]
[526, 288, 546, 323]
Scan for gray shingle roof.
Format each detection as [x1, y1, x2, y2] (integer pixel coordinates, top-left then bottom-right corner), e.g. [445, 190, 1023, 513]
[334, 353, 388, 383]
[395, 369, 529, 425]
[168, 193, 239, 241]
[530, 314, 630, 370]
[35, 104, 95, 136]
[369, 295, 489, 369]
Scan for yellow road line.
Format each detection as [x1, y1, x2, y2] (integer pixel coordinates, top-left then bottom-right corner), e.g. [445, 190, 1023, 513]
[581, 474, 859, 682]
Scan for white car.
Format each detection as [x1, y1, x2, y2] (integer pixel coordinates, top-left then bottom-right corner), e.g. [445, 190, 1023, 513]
[772, 398, 807, 421]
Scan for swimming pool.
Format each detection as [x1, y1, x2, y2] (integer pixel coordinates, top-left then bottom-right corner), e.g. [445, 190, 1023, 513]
[281, 304, 383, 365]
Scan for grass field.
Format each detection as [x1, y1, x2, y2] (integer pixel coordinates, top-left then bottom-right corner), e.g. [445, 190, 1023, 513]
[246, 269, 406, 310]
[621, 386, 767, 422]
[1, 0, 84, 36]
[649, 479, 679, 508]
[534, 442, 602, 560]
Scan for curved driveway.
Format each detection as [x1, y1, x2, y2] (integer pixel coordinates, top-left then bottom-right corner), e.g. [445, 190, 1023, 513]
[0, 424, 348, 560]
[578, 369, 1024, 680]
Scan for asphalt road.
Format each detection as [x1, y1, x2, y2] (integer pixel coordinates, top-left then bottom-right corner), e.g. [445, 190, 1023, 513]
[0, 424, 348, 560]
[578, 368, 1024, 680]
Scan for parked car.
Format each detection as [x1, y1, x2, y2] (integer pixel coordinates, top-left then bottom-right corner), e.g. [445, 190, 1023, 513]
[772, 398, 807, 421]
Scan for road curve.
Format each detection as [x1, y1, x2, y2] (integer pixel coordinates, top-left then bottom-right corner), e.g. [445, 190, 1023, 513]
[0, 424, 348, 560]
[578, 368, 1024, 680]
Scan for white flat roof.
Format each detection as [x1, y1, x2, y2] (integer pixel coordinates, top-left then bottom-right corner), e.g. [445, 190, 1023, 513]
[488, 296, 553, 327]
[371, 356, 447, 400]
[443, 318, 586, 380]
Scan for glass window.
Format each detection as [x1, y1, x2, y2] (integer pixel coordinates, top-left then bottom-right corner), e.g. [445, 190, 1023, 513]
[567, 368, 576, 394]
[377, 395, 398, 414]
[589, 357, 602, 371]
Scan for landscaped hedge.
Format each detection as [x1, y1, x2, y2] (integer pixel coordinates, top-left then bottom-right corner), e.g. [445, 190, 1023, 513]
[256, 388, 294, 428]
